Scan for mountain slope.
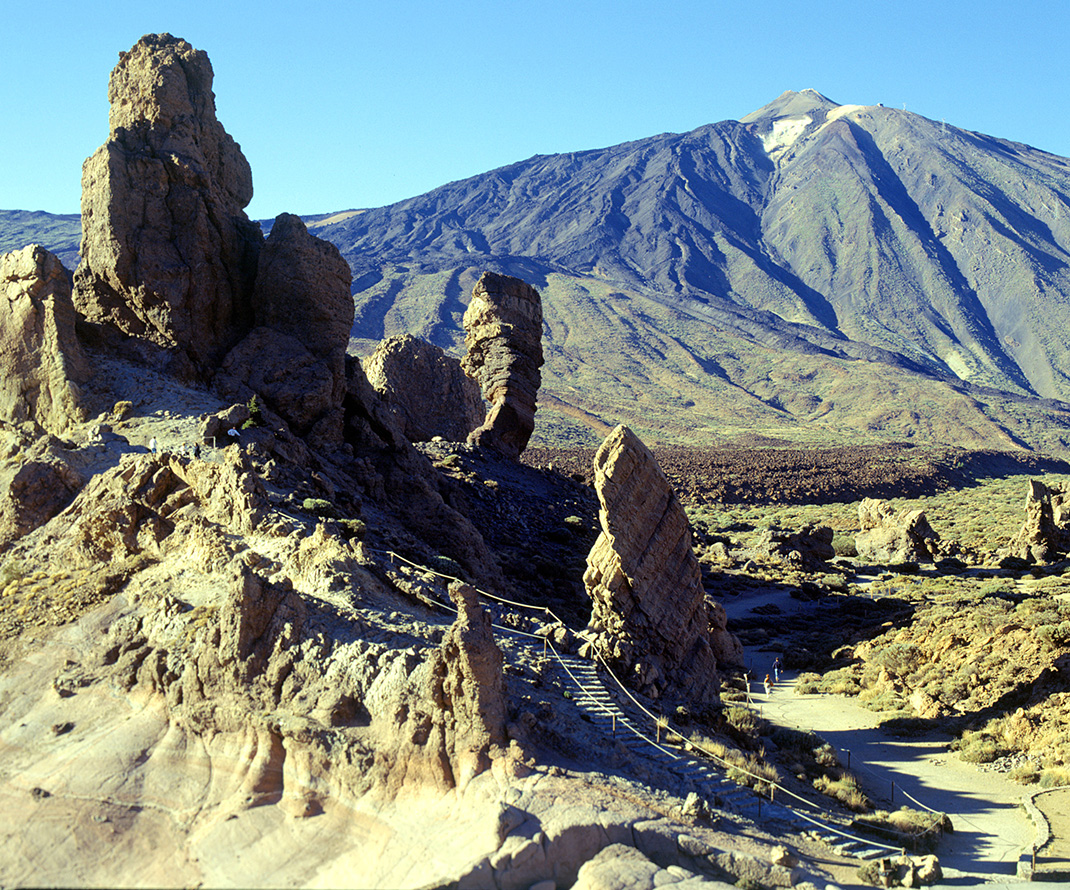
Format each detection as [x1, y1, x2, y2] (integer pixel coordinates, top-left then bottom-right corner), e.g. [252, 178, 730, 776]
[319, 90, 1070, 450]
[9, 90, 1070, 451]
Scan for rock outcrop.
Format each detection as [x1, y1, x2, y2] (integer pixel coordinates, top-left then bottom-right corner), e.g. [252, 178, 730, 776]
[387, 582, 509, 793]
[1005, 479, 1070, 564]
[0, 246, 89, 433]
[0, 442, 84, 551]
[216, 214, 352, 448]
[855, 498, 940, 564]
[364, 334, 485, 442]
[750, 523, 835, 569]
[461, 272, 543, 459]
[582, 425, 740, 704]
[73, 33, 262, 378]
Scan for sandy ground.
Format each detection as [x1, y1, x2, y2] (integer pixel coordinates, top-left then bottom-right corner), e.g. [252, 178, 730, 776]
[723, 586, 1038, 885]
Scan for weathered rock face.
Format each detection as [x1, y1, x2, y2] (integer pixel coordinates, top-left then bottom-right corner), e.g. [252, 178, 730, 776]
[0, 451, 84, 552]
[583, 425, 740, 705]
[461, 271, 543, 459]
[0, 246, 89, 433]
[855, 498, 940, 564]
[1005, 479, 1070, 564]
[384, 582, 508, 794]
[364, 334, 485, 443]
[73, 33, 262, 378]
[216, 214, 352, 447]
[251, 213, 353, 353]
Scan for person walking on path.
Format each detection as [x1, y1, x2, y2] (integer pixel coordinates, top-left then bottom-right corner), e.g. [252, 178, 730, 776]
[772, 657, 781, 683]
[148, 436, 157, 455]
[763, 673, 772, 696]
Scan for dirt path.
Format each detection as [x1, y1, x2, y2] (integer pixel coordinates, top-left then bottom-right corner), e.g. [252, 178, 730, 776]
[753, 673, 1033, 880]
[1033, 787, 1070, 878]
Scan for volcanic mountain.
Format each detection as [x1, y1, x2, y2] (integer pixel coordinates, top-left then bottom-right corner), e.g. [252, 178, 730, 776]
[9, 89, 1070, 451]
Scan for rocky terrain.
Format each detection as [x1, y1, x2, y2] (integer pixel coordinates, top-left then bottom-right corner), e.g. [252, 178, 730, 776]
[4, 31, 1070, 890]
[0, 33, 907, 890]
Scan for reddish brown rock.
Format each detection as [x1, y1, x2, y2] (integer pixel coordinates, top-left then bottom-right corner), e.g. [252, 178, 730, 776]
[0, 246, 89, 433]
[216, 214, 353, 447]
[582, 425, 740, 705]
[461, 272, 543, 459]
[73, 33, 262, 378]
[364, 334, 485, 442]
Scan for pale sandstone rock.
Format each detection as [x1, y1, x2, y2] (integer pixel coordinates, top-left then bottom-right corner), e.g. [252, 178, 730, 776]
[583, 426, 741, 705]
[855, 498, 940, 564]
[74, 33, 262, 378]
[0, 246, 89, 433]
[1004, 478, 1070, 564]
[462, 271, 543, 459]
[365, 334, 485, 442]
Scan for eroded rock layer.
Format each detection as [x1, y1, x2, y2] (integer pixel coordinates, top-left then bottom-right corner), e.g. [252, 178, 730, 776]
[583, 425, 740, 704]
[461, 271, 543, 459]
[73, 33, 262, 378]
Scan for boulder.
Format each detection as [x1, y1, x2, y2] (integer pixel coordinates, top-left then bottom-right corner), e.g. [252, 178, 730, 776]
[855, 498, 940, 564]
[751, 523, 835, 569]
[461, 271, 543, 459]
[216, 327, 344, 446]
[0, 246, 89, 433]
[1004, 479, 1070, 564]
[583, 426, 741, 705]
[0, 453, 84, 551]
[73, 33, 262, 378]
[364, 334, 485, 442]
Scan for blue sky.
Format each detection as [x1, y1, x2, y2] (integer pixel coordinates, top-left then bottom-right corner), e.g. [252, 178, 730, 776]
[3, 0, 1068, 219]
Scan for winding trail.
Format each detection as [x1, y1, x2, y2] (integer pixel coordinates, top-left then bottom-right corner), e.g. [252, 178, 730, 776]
[754, 673, 1033, 880]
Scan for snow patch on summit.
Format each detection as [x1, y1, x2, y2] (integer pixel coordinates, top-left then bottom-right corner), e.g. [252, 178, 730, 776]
[761, 116, 811, 161]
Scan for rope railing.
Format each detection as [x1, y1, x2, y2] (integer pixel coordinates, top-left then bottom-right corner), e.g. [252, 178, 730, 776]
[367, 546, 936, 851]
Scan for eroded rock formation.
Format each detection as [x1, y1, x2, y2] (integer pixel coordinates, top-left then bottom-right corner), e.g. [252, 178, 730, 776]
[73, 33, 262, 378]
[364, 334, 485, 442]
[750, 523, 835, 569]
[582, 425, 740, 704]
[854, 498, 940, 564]
[461, 271, 543, 459]
[0, 246, 89, 433]
[1005, 479, 1070, 564]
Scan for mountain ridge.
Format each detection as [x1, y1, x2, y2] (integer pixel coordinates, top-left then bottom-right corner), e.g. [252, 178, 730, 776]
[8, 90, 1070, 451]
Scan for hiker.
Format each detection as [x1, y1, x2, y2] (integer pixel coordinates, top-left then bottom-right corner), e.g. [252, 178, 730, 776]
[193, 442, 201, 459]
[227, 427, 239, 444]
[148, 436, 157, 455]
[763, 673, 772, 696]
[772, 657, 781, 683]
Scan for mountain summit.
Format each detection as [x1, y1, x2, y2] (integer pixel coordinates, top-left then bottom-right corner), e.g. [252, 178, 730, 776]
[310, 89, 1070, 451]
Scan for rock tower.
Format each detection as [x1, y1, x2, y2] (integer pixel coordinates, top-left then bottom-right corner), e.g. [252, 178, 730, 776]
[583, 425, 741, 705]
[461, 271, 543, 459]
[73, 33, 262, 379]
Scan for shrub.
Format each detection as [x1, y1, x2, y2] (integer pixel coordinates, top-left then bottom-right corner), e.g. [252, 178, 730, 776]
[428, 555, 463, 579]
[302, 498, 341, 519]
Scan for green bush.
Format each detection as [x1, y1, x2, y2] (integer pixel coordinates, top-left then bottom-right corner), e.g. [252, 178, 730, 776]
[302, 498, 341, 519]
